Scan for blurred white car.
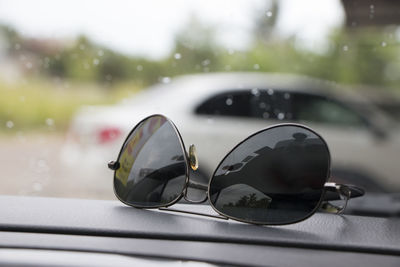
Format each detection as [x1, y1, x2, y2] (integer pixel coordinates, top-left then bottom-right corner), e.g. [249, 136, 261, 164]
[61, 72, 400, 192]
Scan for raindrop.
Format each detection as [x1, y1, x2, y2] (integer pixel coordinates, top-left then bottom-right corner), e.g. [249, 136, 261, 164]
[162, 77, 171, 84]
[267, 88, 274, 95]
[106, 74, 113, 81]
[381, 42, 387, 47]
[79, 44, 86, 50]
[45, 118, 54, 126]
[174, 53, 182, 60]
[251, 88, 260, 97]
[263, 112, 270, 119]
[278, 113, 285, 120]
[253, 64, 260, 70]
[25, 62, 33, 69]
[14, 43, 21, 50]
[93, 58, 100, 66]
[97, 50, 104, 57]
[203, 67, 210, 72]
[224, 65, 231, 71]
[32, 182, 43, 192]
[19, 54, 26, 61]
[136, 65, 143, 71]
[207, 118, 214, 124]
[83, 62, 90, 70]
[6, 121, 14, 128]
[284, 93, 291, 99]
[228, 49, 235, 55]
[19, 96, 25, 102]
[343, 45, 349, 52]
[226, 98, 233, 106]
[265, 11, 273, 17]
[259, 102, 267, 109]
[37, 159, 47, 169]
[202, 59, 211, 66]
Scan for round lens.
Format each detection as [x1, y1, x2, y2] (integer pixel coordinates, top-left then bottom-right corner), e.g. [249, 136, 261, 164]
[209, 124, 330, 225]
[114, 115, 188, 208]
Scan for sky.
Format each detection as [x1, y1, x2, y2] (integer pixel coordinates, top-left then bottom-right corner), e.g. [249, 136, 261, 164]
[0, 0, 344, 59]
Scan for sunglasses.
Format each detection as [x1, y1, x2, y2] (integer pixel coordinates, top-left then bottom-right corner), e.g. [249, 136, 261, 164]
[108, 114, 364, 225]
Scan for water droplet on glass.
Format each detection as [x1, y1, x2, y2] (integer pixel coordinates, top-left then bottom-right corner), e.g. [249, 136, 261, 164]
[93, 58, 100, 66]
[37, 159, 47, 169]
[253, 64, 260, 70]
[251, 88, 260, 97]
[6, 121, 14, 128]
[26, 62, 33, 69]
[83, 62, 90, 70]
[202, 59, 210, 66]
[343, 45, 349, 51]
[207, 118, 214, 124]
[370, 5, 374, 10]
[106, 74, 113, 81]
[136, 65, 143, 71]
[265, 11, 273, 17]
[174, 53, 182, 60]
[278, 113, 285, 120]
[228, 49, 235, 55]
[14, 43, 21, 50]
[259, 102, 267, 109]
[45, 118, 54, 126]
[98, 50, 104, 57]
[263, 112, 270, 119]
[224, 65, 231, 71]
[32, 182, 43, 192]
[19, 96, 25, 102]
[267, 88, 274, 95]
[284, 93, 291, 99]
[226, 98, 233, 106]
[162, 77, 171, 84]
[381, 42, 387, 47]
[79, 44, 86, 50]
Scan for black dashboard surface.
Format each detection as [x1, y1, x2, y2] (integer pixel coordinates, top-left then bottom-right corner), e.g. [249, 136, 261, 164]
[0, 195, 399, 266]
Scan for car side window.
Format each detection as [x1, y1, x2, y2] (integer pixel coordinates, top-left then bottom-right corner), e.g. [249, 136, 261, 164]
[195, 89, 292, 120]
[252, 89, 292, 120]
[195, 91, 252, 117]
[291, 93, 366, 127]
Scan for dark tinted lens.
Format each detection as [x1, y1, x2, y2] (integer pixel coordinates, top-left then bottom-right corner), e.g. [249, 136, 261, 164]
[114, 115, 187, 208]
[209, 125, 329, 225]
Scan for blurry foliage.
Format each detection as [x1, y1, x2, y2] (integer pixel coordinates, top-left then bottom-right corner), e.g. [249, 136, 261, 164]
[0, 79, 140, 132]
[1, 16, 399, 89]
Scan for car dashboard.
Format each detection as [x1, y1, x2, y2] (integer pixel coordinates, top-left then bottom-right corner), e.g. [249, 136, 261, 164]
[0, 195, 399, 266]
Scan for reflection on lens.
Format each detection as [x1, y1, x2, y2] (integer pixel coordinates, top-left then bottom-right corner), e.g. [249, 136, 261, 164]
[209, 125, 330, 224]
[114, 115, 187, 208]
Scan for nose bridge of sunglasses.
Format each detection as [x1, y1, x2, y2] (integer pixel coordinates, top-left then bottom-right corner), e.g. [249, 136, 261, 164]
[181, 144, 208, 203]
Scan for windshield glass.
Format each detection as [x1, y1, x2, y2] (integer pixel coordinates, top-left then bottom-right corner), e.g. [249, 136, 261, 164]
[0, 0, 399, 211]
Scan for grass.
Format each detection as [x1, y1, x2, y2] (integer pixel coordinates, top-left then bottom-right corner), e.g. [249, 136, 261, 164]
[0, 78, 141, 133]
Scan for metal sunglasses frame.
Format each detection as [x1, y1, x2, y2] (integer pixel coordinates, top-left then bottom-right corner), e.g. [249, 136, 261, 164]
[108, 114, 365, 226]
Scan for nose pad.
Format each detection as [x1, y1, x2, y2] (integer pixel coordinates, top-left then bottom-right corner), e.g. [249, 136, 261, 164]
[189, 144, 198, 171]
